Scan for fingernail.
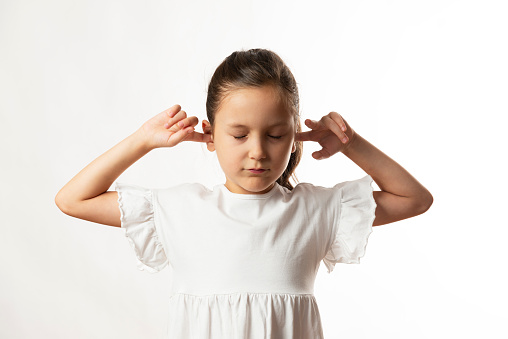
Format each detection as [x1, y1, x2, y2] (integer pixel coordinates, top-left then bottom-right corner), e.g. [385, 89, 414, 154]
[341, 125, 346, 132]
[342, 137, 348, 143]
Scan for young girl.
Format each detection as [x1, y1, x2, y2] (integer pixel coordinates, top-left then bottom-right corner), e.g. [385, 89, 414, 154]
[55, 48, 433, 338]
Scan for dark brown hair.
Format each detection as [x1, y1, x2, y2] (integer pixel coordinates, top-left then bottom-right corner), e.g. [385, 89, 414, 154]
[206, 48, 302, 190]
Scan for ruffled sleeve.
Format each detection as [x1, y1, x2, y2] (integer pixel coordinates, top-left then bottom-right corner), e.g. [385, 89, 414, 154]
[322, 175, 377, 273]
[115, 182, 168, 273]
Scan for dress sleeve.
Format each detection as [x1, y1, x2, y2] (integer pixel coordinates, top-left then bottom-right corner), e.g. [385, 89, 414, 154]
[322, 175, 377, 273]
[115, 182, 168, 273]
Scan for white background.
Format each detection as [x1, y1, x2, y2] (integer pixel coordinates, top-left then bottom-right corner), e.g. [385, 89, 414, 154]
[1, 0, 507, 338]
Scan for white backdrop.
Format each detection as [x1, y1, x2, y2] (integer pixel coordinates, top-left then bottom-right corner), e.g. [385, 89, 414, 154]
[1, 0, 507, 338]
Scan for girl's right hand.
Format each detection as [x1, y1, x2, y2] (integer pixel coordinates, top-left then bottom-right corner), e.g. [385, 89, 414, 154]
[137, 104, 211, 150]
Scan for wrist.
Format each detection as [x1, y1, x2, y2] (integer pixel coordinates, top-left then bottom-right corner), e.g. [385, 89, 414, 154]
[131, 129, 154, 154]
[342, 132, 361, 157]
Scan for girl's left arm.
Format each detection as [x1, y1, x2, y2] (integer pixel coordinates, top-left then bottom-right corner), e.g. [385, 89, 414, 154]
[342, 133, 433, 226]
[297, 113, 433, 227]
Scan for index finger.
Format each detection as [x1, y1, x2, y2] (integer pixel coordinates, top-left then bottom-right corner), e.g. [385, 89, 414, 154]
[295, 130, 315, 142]
[185, 130, 212, 143]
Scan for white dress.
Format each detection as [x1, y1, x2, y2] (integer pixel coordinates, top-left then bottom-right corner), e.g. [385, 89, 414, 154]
[115, 175, 377, 339]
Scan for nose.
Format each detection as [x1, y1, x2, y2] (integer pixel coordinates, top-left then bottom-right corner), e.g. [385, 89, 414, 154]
[248, 137, 267, 160]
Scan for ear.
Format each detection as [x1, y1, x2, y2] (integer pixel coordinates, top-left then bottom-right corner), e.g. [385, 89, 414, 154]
[202, 120, 215, 152]
[291, 142, 296, 153]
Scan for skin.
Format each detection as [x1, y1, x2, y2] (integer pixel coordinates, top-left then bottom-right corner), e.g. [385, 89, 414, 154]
[55, 85, 433, 228]
[202, 86, 296, 194]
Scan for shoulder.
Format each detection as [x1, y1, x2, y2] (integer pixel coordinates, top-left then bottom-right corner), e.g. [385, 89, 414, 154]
[291, 176, 373, 195]
[289, 182, 336, 196]
[153, 182, 213, 201]
[286, 176, 372, 203]
[277, 182, 338, 206]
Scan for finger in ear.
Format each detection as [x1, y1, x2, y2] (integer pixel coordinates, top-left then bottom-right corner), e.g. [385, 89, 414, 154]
[202, 120, 212, 134]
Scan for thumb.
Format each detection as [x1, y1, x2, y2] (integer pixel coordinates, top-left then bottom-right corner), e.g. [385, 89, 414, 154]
[312, 148, 331, 160]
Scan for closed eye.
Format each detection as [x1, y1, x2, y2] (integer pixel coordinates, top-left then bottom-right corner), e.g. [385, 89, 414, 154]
[233, 135, 283, 140]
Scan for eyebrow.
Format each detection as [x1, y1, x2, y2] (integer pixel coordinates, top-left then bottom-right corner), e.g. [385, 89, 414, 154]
[226, 122, 289, 128]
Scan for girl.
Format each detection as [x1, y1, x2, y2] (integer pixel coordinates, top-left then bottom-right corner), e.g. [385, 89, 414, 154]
[55, 48, 433, 338]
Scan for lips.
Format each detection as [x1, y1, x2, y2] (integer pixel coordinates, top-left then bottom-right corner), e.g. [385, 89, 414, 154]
[248, 168, 266, 174]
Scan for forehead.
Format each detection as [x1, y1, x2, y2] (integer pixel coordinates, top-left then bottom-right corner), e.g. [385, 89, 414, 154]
[215, 86, 293, 128]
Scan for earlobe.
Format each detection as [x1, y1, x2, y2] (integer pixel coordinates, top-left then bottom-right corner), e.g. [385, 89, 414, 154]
[202, 120, 215, 152]
[291, 143, 296, 153]
[206, 137, 215, 152]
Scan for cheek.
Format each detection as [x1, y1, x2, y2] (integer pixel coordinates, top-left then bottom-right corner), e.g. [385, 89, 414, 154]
[270, 142, 293, 168]
[216, 142, 241, 166]
[278, 140, 294, 155]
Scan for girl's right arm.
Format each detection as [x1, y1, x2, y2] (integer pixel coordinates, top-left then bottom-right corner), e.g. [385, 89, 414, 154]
[55, 104, 208, 227]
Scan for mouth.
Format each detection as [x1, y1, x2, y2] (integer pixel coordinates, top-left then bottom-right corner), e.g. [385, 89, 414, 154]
[247, 168, 267, 174]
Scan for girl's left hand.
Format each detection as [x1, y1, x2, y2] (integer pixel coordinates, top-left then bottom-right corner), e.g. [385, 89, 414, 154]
[295, 112, 356, 160]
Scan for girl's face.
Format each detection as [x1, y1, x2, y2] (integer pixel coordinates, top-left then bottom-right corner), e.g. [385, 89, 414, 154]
[205, 85, 296, 194]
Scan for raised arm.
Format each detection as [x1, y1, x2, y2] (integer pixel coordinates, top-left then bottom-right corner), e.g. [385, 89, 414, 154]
[296, 112, 433, 227]
[342, 133, 433, 226]
[55, 105, 209, 227]
[55, 131, 149, 227]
